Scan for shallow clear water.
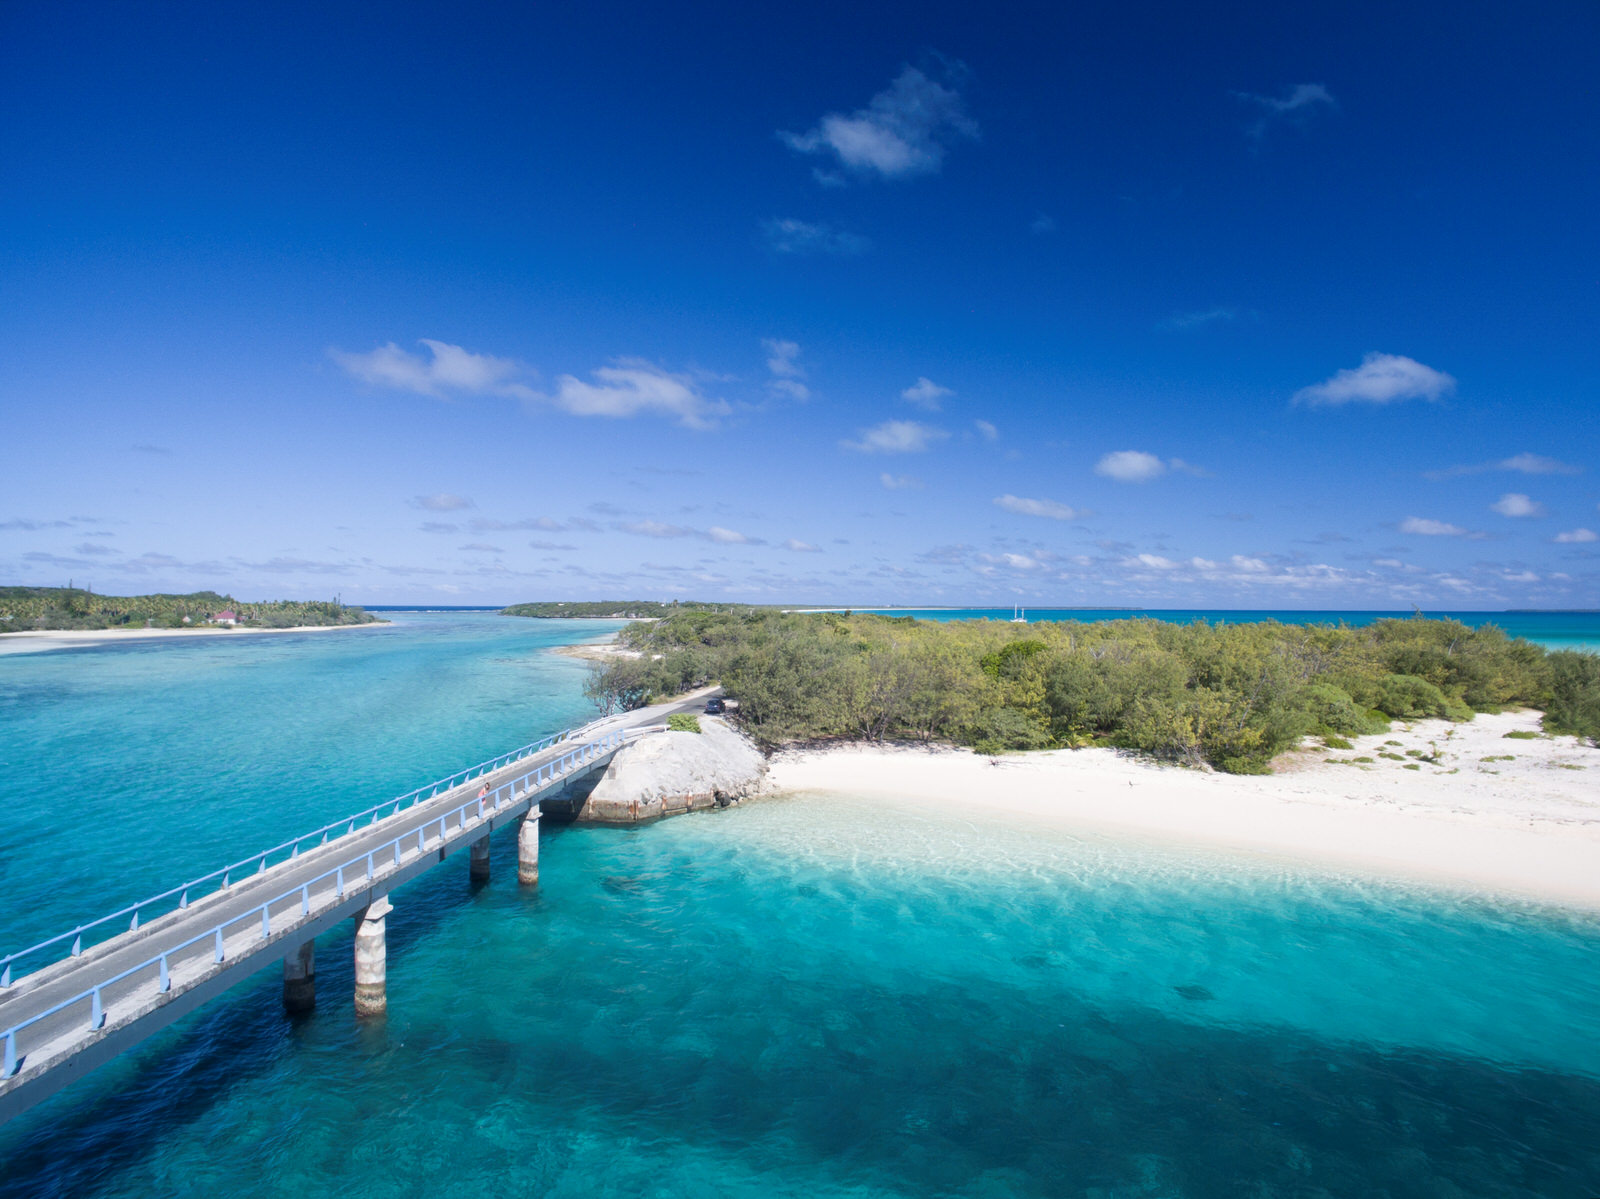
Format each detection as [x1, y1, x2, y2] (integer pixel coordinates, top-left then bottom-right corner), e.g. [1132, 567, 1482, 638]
[3, 613, 1599, 1197]
[0, 612, 612, 954]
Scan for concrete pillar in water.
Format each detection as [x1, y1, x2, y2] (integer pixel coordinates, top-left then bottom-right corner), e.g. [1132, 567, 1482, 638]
[282, 939, 315, 1014]
[469, 834, 491, 883]
[353, 895, 393, 1018]
[518, 805, 541, 887]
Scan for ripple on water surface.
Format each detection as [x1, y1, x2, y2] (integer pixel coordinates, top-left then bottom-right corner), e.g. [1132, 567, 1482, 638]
[4, 788, 1599, 1198]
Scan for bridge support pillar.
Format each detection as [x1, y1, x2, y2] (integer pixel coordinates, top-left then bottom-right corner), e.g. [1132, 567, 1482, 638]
[469, 834, 491, 883]
[283, 939, 315, 1014]
[353, 895, 392, 1018]
[518, 805, 540, 887]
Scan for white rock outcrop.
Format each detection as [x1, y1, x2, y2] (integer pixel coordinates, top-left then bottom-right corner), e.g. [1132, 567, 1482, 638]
[576, 717, 766, 823]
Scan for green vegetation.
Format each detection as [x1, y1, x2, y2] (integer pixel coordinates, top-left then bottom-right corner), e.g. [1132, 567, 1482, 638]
[582, 610, 1597, 770]
[502, 600, 751, 620]
[1322, 735, 1354, 750]
[667, 713, 702, 734]
[0, 587, 381, 632]
[1502, 729, 1540, 740]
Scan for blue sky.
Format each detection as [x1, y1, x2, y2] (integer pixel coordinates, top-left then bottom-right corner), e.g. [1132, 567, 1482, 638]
[3, 1, 1597, 608]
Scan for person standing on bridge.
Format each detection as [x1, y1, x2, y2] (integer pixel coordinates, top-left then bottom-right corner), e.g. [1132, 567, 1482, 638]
[476, 782, 489, 815]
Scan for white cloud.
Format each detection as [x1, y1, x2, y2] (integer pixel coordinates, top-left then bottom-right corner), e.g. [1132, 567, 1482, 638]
[1401, 516, 1469, 536]
[880, 473, 924, 490]
[707, 526, 752, 544]
[762, 339, 810, 402]
[332, 339, 522, 398]
[1425, 452, 1581, 480]
[1237, 82, 1336, 115]
[901, 377, 952, 410]
[1230, 555, 1269, 572]
[1293, 353, 1456, 407]
[1490, 493, 1545, 517]
[1502, 452, 1579, 475]
[1161, 307, 1238, 331]
[412, 493, 474, 511]
[541, 361, 730, 429]
[1234, 83, 1337, 139]
[336, 340, 729, 428]
[1094, 450, 1167, 483]
[761, 218, 869, 255]
[1030, 213, 1056, 235]
[1554, 528, 1598, 543]
[976, 552, 1038, 572]
[781, 64, 978, 181]
[764, 339, 802, 377]
[974, 419, 999, 441]
[1135, 553, 1179, 570]
[620, 520, 693, 539]
[843, 420, 949, 454]
[993, 494, 1083, 521]
[470, 517, 565, 532]
[784, 538, 821, 552]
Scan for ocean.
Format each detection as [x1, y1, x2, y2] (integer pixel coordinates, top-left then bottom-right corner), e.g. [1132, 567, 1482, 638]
[795, 608, 1600, 653]
[1, 610, 1597, 1197]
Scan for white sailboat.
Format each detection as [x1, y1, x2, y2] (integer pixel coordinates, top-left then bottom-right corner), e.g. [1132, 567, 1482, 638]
[1010, 604, 1027, 623]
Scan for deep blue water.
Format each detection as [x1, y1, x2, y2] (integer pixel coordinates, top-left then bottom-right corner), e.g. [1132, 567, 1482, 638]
[797, 608, 1600, 651]
[2, 611, 1598, 1197]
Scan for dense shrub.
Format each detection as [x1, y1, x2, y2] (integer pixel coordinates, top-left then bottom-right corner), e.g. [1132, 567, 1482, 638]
[1543, 651, 1600, 745]
[1294, 683, 1370, 736]
[579, 609, 1569, 770]
[967, 706, 1054, 754]
[1375, 674, 1451, 719]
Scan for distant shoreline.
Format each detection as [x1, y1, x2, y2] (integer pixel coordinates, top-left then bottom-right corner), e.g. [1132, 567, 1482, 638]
[0, 623, 389, 656]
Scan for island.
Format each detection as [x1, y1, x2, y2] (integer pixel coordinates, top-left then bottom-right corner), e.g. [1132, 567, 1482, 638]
[0, 587, 384, 634]
[500, 600, 751, 619]
[581, 608, 1600, 763]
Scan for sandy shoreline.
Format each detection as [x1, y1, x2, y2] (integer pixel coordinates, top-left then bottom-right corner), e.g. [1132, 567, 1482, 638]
[0, 623, 388, 656]
[765, 709, 1600, 912]
[550, 631, 645, 663]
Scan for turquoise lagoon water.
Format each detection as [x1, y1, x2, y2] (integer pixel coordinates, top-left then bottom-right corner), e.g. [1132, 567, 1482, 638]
[801, 608, 1600, 652]
[2, 612, 1599, 1197]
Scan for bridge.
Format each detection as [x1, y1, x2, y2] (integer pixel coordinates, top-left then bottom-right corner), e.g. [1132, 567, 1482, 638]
[0, 688, 716, 1125]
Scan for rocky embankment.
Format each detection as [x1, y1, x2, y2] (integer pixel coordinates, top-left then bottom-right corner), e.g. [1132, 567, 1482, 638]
[574, 716, 766, 824]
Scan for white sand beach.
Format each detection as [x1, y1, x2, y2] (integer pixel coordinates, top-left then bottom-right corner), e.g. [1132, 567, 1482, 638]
[551, 641, 643, 663]
[0, 623, 389, 656]
[766, 709, 1600, 911]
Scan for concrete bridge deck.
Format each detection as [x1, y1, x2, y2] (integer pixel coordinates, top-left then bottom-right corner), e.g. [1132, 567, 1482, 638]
[0, 688, 716, 1124]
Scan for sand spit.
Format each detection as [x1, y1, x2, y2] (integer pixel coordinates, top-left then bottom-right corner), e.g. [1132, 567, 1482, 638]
[765, 709, 1600, 911]
[0, 623, 389, 656]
